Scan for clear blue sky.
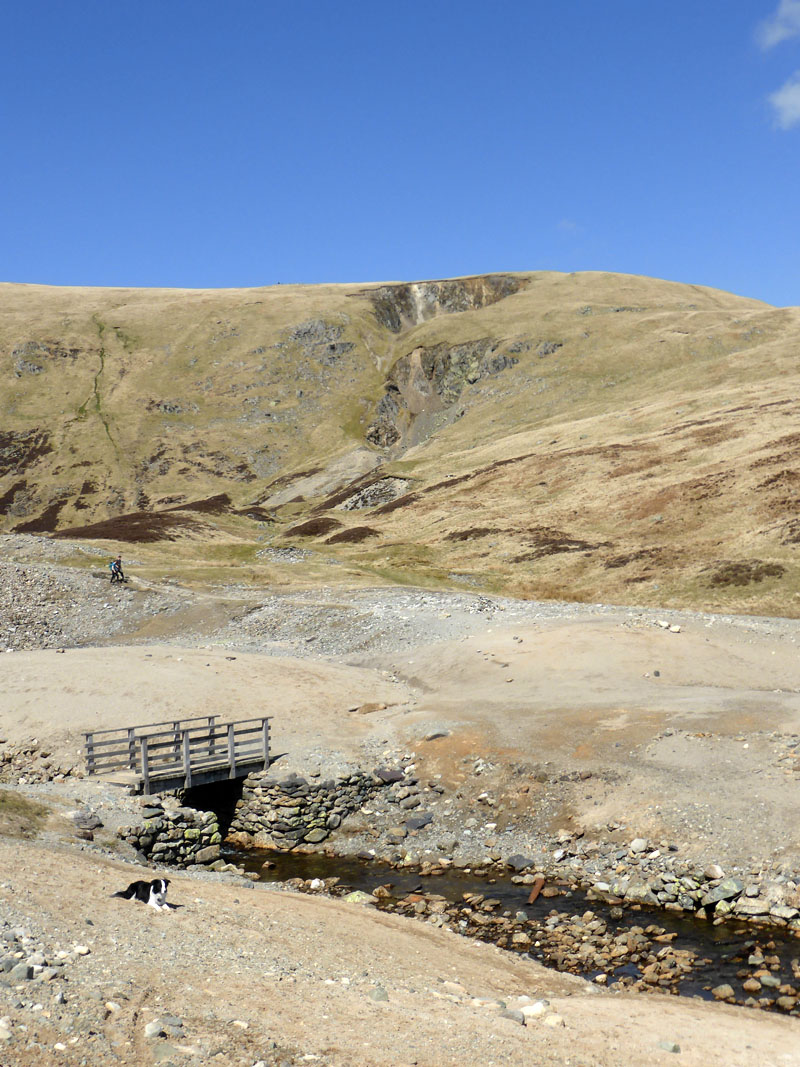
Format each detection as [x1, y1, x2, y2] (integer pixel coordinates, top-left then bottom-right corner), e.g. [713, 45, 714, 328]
[2, 1, 800, 305]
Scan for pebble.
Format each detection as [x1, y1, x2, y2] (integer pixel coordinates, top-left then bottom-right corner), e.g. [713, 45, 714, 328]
[711, 984, 735, 1001]
[542, 1013, 565, 1028]
[343, 891, 375, 906]
[521, 1000, 550, 1018]
[499, 1009, 525, 1025]
[151, 1041, 180, 1061]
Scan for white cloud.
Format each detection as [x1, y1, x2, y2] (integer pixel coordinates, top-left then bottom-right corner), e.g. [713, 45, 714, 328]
[557, 219, 584, 236]
[758, 0, 800, 48]
[768, 70, 800, 127]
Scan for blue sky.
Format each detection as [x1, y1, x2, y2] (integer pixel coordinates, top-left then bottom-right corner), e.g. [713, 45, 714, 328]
[2, 1, 800, 305]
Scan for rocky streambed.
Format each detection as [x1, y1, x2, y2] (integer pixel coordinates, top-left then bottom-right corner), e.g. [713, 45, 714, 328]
[220, 758, 800, 938]
[104, 752, 800, 1022]
[227, 848, 800, 1018]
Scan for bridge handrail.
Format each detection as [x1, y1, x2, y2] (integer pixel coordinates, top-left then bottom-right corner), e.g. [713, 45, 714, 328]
[84, 714, 217, 740]
[83, 716, 271, 790]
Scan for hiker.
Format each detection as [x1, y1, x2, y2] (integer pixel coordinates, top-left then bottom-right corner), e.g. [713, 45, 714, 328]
[109, 555, 125, 583]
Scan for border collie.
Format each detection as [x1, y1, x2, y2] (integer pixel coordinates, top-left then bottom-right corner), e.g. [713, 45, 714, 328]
[111, 878, 170, 910]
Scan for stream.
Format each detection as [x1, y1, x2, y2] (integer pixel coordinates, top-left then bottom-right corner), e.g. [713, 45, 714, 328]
[226, 847, 800, 1015]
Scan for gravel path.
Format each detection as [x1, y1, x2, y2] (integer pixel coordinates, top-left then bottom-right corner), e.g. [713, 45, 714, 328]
[210, 585, 800, 663]
[0, 536, 186, 652]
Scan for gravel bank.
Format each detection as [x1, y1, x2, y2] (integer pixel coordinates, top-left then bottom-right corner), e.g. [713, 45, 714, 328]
[0, 535, 185, 652]
[209, 585, 800, 663]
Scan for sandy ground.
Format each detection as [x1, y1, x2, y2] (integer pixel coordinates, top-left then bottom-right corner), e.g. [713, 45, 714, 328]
[2, 836, 799, 1067]
[2, 592, 800, 1063]
[4, 611, 798, 758]
[375, 615, 800, 867]
[0, 646, 412, 769]
[3, 611, 799, 867]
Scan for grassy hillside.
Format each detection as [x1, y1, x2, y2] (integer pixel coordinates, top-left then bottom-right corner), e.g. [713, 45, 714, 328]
[2, 271, 799, 614]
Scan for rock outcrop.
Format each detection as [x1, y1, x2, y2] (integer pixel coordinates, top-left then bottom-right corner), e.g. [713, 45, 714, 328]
[368, 275, 526, 333]
[366, 339, 519, 448]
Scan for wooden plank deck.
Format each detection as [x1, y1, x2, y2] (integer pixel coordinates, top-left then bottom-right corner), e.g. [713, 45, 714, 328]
[83, 715, 270, 795]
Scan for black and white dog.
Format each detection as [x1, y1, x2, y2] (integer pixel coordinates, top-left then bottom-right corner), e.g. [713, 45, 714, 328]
[112, 878, 170, 910]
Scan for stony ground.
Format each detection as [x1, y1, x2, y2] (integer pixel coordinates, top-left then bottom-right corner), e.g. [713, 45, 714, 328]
[0, 536, 187, 651]
[2, 834, 800, 1067]
[1, 533, 799, 1064]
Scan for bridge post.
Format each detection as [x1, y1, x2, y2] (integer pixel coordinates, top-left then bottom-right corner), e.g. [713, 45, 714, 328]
[84, 733, 95, 775]
[182, 731, 192, 788]
[127, 727, 136, 770]
[140, 736, 151, 795]
[228, 723, 236, 779]
[262, 718, 270, 770]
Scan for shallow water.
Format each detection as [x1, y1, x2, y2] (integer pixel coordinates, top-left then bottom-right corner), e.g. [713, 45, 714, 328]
[226, 847, 800, 1013]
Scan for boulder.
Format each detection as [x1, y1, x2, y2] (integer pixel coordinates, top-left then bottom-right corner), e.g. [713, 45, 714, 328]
[625, 884, 659, 905]
[344, 891, 376, 906]
[194, 845, 221, 864]
[711, 984, 735, 1001]
[701, 878, 744, 907]
[405, 813, 433, 831]
[506, 854, 534, 872]
[374, 767, 404, 784]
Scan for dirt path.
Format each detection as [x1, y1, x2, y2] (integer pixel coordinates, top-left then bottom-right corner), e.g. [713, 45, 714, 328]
[0, 645, 412, 769]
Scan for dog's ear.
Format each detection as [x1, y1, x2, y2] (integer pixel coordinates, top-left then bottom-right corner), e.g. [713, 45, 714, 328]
[163, 879, 170, 888]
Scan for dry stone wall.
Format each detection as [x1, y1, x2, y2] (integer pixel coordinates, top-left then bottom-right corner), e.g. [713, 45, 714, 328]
[117, 796, 222, 868]
[227, 767, 401, 851]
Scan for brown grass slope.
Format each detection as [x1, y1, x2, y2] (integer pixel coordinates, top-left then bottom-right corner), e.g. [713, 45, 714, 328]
[1, 271, 799, 614]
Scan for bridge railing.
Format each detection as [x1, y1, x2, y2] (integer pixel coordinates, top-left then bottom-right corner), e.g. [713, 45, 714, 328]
[83, 715, 218, 776]
[83, 715, 270, 792]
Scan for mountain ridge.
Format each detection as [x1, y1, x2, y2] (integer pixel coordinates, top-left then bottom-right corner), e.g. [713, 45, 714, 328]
[2, 270, 798, 615]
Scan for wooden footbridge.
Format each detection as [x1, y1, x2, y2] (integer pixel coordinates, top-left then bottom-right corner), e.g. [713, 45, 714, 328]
[83, 715, 270, 795]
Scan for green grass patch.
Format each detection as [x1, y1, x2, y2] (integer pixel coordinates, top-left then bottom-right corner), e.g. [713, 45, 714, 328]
[197, 542, 259, 564]
[0, 789, 49, 839]
[339, 398, 377, 442]
[112, 325, 139, 351]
